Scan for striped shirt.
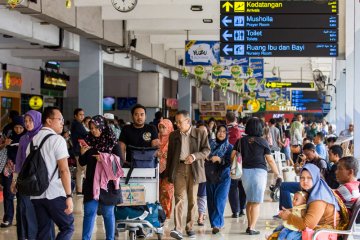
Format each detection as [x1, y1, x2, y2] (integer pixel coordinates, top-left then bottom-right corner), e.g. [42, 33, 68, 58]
[335, 181, 360, 209]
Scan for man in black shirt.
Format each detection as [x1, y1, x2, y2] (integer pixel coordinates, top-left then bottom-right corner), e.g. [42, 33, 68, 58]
[119, 104, 159, 166]
[70, 108, 88, 195]
[325, 145, 343, 189]
[299, 143, 328, 177]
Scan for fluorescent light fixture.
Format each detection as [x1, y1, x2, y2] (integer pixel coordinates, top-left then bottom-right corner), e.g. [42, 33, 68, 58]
[191, 5, 203, 11]
[203, 19, 213, 23]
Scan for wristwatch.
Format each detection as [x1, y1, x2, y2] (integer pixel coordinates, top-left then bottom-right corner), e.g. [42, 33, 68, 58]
[66, 194, 73, 199]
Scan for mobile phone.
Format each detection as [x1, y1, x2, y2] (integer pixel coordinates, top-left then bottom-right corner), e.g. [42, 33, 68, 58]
[78, 139, 89, 147]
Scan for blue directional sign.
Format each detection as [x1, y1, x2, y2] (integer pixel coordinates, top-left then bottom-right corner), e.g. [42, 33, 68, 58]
[220, 29, 337, 43]
[220, 1, 339, 57]
[220, 14, 338, 29]
[291, 90, 323, 111]
[220, 43, 338, 57]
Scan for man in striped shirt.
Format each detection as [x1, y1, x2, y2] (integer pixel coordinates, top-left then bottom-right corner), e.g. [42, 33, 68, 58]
[335, 156, 360, 211]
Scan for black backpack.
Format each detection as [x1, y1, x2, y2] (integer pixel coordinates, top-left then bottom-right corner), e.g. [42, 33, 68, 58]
[17, 134, 57, 196]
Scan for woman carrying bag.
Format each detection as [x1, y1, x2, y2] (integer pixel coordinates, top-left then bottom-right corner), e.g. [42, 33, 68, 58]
[80, 115, 123, 240]
[205, 125, 233, 234]
[11, 111, 42, 239]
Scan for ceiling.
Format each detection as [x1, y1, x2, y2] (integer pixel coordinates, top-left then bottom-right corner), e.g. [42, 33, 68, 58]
[73, 0, 335, 82]
[0, 0, 336, 82]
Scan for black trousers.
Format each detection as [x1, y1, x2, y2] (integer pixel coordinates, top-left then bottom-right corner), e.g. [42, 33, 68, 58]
[228, 179, 246, 214]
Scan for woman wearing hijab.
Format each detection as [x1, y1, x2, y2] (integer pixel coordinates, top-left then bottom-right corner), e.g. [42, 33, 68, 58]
[205, 125, 233, 234]
[278, 164, 342, 230]
[266, 163, 349, 240]
[11, 111, 42, 239]
[79, 115, 122, 240]
[158, 119, 174, 219]
[0, 116, 26, 228]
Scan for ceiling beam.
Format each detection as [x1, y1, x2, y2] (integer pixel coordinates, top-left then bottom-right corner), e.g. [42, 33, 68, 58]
[102, 4, 218, 20]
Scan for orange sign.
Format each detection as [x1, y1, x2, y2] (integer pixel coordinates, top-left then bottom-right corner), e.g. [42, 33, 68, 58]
[2, 72, 22, 92]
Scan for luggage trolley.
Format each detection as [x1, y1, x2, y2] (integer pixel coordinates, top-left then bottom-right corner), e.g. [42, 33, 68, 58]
[269, 151, 286, 202]
[115, 146, 164, 240]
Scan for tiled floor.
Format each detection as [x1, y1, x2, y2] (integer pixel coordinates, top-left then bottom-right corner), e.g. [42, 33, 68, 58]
[0, 190, 282, 240]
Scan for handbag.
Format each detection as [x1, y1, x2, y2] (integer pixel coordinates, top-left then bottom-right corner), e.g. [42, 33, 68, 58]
[302, 207, 337, 240]
[99, 181, 122, 206]
[230, 139, 242, 180]
[125, 146, 158, 184]
[291, 145, 301, 154]
[301, 227, 337, 240]
[0, 148, 8, 173]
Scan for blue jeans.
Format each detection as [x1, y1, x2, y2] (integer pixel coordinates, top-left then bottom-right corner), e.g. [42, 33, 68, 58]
[278, 226, 302, 240]
[279, 182, 301, 210]
[2, 172, 14, 223]
[16, 193, 38, 240]
[32, 197, 74, 240]
[82, 200, 115, 240]
[228, 179, 246, 214]
[206, 168, 231, 228]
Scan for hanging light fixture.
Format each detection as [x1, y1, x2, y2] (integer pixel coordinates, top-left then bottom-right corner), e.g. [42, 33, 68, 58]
[66, 0, 72, 8]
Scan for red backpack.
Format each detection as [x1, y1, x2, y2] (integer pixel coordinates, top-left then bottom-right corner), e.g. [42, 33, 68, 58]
[228, 125, 242, 145]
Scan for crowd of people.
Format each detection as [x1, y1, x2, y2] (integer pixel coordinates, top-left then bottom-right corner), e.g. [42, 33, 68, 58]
[0, 106, 358, 240]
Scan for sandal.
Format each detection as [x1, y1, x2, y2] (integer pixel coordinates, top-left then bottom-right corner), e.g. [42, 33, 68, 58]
[197, 213, 205, 226]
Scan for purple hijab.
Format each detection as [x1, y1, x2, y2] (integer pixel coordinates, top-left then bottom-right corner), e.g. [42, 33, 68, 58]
[15, 110, 42, 173]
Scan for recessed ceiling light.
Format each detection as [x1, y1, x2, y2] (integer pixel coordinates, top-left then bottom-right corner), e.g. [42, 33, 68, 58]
[203, 19, 213, 23]
[191, 5, 203, 11]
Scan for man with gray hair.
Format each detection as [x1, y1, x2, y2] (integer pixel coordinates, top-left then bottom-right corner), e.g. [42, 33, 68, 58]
[166, 110, 210, 239]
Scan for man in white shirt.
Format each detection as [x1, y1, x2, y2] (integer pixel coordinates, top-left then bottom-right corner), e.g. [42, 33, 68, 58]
[29, 107, 74, 240]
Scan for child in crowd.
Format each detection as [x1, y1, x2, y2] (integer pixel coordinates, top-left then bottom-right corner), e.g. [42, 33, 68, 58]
[282, 130, 293, 166]
[275, 191, 309, 240]
[335, 156, 360, 214]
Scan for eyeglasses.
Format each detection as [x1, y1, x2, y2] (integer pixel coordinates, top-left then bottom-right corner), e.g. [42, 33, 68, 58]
[50, 117, 64, 123]
[175, 118, 189, 126]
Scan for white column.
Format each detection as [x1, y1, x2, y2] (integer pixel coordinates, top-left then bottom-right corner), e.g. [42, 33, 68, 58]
[353, 0, 360, 159]
[79, 37, 103, 116]
[335, 60, 346, 133]
[345, 0, 355, 126]
[178, 76, 192, 118]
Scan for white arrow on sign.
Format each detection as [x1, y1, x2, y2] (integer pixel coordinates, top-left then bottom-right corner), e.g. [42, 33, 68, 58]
[222, 45, 233, 55]
[221, 16, 232, 27]
[222, 30, 233, 41]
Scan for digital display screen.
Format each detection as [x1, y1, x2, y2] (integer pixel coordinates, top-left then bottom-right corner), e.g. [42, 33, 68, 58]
[117, 97, 137, 110]
[291, 90, 323, 111]
[103, 97, 116, 111]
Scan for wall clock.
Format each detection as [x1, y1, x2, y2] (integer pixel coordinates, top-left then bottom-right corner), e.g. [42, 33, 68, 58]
[111, 0, 138, 12]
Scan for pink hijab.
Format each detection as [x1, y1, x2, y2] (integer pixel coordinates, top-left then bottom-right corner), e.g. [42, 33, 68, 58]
[158, 119, 174, 173]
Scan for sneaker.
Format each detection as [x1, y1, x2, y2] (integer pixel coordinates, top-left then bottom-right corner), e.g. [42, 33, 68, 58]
[0, 221, 11, 228]
[239, 210, 245, 216]
[231, 212, 239, 218]
[273, 214, 281, 220]
[170, 230, 183, 240]
[186, 230, 196, 238]
[248, 229, 260, 235]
